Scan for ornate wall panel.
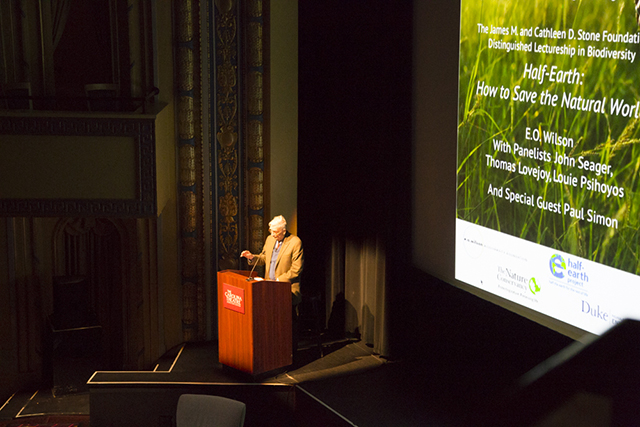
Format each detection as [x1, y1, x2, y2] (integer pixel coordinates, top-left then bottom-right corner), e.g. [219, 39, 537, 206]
[212, 0, 240, 272]
[210, 0, 268, 272]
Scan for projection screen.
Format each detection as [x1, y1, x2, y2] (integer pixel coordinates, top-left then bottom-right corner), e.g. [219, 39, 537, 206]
[453, 0, 640, 336]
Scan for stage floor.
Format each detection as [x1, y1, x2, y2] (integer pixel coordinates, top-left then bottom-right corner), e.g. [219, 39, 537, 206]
[0, 332, 561, 426]
[0, 337, 389, 426]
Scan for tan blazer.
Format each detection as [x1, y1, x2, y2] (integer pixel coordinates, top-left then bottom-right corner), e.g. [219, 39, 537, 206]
[250, 232, 304, 305]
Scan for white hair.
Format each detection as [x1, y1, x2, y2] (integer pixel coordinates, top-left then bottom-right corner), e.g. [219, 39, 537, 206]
[268, 215, 287, 230]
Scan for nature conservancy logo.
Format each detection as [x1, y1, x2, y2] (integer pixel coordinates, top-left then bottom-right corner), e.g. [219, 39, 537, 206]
[497, 266, 539, 302]
[529, 277, 540, 295]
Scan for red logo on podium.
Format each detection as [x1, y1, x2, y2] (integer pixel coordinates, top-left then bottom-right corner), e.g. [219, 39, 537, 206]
[222, 283, 245, 314]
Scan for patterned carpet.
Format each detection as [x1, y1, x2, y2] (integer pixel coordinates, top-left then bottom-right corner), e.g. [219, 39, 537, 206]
[0, 415, 89, 427]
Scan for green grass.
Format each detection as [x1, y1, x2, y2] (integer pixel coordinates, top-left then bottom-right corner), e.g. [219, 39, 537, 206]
[457, 0, 640, 274]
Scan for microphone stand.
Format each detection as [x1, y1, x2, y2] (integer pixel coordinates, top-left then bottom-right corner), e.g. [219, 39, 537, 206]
[246, 249, 265, 281]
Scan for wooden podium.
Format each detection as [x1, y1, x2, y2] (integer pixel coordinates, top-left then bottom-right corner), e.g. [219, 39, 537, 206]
[217, 270, 292, 375]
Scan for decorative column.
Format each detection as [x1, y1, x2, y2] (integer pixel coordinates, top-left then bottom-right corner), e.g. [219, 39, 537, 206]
[244, 0, 267, 256]
[176, 0, 206, 341]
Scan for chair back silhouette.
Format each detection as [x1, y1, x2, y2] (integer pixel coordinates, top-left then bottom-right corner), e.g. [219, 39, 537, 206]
[3, 82, 32, 110]
[85, 83, 119, 111]
[176, 394, 246, 427]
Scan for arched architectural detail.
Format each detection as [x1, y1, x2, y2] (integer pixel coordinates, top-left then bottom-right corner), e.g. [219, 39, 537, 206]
[51, 217, 129, 369]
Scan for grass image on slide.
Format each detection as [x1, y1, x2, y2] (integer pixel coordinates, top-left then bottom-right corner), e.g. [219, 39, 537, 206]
[457, 0, 640, 274]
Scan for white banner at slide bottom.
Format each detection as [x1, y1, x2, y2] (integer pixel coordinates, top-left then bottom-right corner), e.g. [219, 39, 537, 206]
[455, 219, 640, 335]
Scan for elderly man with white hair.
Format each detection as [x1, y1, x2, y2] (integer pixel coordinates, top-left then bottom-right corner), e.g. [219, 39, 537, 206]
[241, 215, 304, 306]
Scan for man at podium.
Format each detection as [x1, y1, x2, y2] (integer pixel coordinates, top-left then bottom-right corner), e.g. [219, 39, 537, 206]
[240, 215, 304, 307]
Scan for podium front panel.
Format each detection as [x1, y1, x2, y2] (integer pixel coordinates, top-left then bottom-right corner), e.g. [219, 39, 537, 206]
[217, 270, 254, 372]
[217, 270, 292, 375]
[252, 281, 292, 374]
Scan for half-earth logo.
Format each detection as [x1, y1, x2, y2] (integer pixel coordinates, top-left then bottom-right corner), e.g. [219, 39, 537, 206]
[549, 253, 589, 285]
[549, 253, 566, 278]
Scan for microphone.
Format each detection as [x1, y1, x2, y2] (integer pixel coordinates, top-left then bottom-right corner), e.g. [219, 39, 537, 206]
[246, 248, 265, 281]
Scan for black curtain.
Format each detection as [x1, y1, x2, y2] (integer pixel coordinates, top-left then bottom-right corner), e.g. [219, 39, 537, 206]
[298, 1, 413, 357]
